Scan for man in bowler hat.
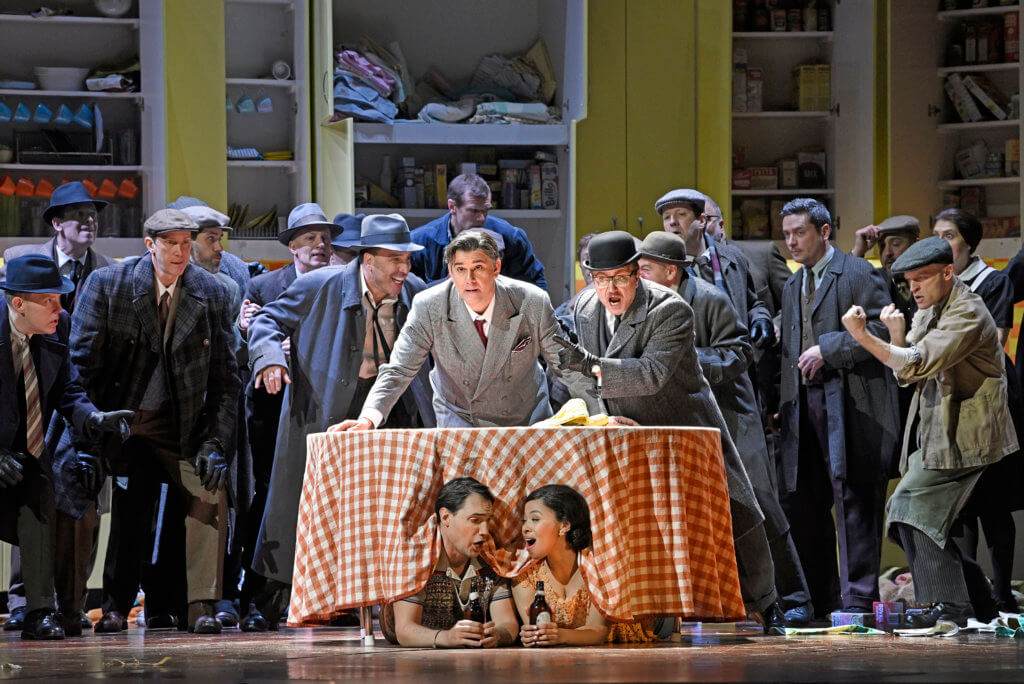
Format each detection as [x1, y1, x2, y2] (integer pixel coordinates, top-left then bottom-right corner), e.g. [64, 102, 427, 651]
[72, 209, 240, 634]
[0, 255, 131, 639]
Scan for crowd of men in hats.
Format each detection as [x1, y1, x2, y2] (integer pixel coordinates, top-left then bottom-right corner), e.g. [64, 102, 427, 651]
[0, 172, 1021, 641]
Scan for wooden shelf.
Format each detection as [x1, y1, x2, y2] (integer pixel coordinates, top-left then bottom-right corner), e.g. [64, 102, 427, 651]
[938, 6, 1019, 22]
[937, 62, 1020, 76]
[353, 122, 570, 146]
[937, 177, 1021, 189]
[0, 13, 138, 27]
[732, 111, 831, 119]
[937, 119, 1020, 133]
[227, 160, 296, 170]
[361, 207, 562, 220]
[732, 31, 834, 41]
[0, 164, 142, 172]
[732, 188, 835, 196]
[226, 78, 296, 90]
[225, 0, 294, 5]
[0, 88, 141, 100]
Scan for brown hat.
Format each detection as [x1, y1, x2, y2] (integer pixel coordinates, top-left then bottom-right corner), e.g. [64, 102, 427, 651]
[144, 209, 198, 236]
[876, 215, 920, 239]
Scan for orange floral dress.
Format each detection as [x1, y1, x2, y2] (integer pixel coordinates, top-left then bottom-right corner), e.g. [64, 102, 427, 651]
[513, 562, 657, 643]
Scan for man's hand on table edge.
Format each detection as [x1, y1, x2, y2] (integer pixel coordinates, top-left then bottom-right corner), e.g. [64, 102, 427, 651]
[327, 418, 373, 432]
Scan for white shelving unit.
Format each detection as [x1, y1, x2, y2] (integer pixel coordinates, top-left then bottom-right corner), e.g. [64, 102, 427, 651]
[0, 0, 165, 255]
[891, 1, 1022, 248]
[730, 1, 876, 244]
[224, 0, 309, 241]
[320, 0, 585, 303]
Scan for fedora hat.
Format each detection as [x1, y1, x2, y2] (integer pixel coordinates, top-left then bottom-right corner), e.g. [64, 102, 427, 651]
[43, 181, 108, 225]
[279, 203, 339, 245]
[331, 213, 366, 248]
[0, 254, 74, 294]
[638, 231, 688, 266]
[359, 214, 423, 252]
[583, 231, 642, 271]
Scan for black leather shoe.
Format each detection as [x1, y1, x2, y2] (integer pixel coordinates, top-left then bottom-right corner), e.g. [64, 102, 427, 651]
[21, 609, 65, 640]
[906, 602, 974, 628]
[783, 603, 811, 627]
[254, 580, 290, 632]
[240, 609, 269, 633]
[60, 612, 83, 637]
[761, 601, 787, 635]
[94, 610, 128, 633]
[80, 612, 93, 630]
[3, 606, 25, 631]
[145, 613, 178, 629]
[189, 615, 223, 635]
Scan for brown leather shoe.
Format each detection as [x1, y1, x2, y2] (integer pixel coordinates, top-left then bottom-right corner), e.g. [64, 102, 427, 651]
[190, 615, 223, 634]
[94, 610, 127, 633]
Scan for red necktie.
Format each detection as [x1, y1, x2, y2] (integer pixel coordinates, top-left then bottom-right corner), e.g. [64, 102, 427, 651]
[474, 319, 487, 347]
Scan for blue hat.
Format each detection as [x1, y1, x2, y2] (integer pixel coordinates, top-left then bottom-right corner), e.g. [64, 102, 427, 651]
[280, 203, 340, 245]
[359, 214, 423, 252]
[0, 255, 74, 294]
[43, 181, 108, 225]
[166, 195, 208, 210]
[331, 213, 365, 249]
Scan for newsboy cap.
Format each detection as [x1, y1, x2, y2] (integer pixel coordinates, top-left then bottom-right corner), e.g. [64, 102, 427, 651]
[654, 188, 706, 215]
[144, 209, 198, 236]
[638, 231, 688, 266]
[890, 236, 953, 275]
[876, 215, 920, 239]
[181, 205, 232, 230]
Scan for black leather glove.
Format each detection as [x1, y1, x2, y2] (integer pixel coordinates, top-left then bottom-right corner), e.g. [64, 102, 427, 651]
[0, 448, 25, 488]
[71, 452, 100, 493]
[553, 320, 599, 378]
[749, 318, 776, 350]
[192, 441, 228, 492]
[86, 410, 134, 442]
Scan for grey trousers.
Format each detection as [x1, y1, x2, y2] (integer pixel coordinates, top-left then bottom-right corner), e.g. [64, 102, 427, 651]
[733, 521, 779, 614]
[13, 463, 57, 614]
[895, 523, 971, 604]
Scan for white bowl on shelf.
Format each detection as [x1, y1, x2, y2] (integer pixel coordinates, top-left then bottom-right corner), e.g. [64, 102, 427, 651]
[34, 67, 90, 92]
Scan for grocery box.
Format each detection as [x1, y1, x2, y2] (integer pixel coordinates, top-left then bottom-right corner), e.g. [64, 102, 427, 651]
[873, 601, 905, 631]
[749, 166, 778, 190]
[733, 49, 748, 113]
[732, 168, 753, 190]
[746, 68, 763, 112]
[960, 185, 987, 216]
[740, 198, 769, 239]
[1006, 138, 1019, 175]
[793, 64, 830, 111]
[830, 611, 874, 628]
[796, 149, 827, 187]
[778, 158, 798, 188]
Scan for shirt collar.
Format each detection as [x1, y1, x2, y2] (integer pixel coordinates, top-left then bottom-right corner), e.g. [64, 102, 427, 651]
[960, 255, 987, 282]
[54, 244, 85, 271]
[359, 263, 398, 308]
[435, 550, 481, 581]
[464, 293, 496, 324]
[156, 275, 179, 300]
[805, 245, 835, 280]
[7, 307, 29, 346]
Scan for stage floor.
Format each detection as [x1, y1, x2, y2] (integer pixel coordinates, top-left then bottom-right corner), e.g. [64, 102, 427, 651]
[1, 623, 1023, 682]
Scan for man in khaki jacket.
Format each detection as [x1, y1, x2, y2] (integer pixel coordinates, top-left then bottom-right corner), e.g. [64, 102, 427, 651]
[840, 236, 1017, 628]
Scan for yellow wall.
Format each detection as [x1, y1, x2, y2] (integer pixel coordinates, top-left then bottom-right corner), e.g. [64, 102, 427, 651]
[163, 0, 227, 211]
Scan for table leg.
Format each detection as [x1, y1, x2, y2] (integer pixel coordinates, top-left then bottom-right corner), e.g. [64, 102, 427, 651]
[360, 606, 375, 646]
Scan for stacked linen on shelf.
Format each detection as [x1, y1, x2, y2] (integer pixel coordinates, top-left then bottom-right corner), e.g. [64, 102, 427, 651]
[331, 39, 411, 124]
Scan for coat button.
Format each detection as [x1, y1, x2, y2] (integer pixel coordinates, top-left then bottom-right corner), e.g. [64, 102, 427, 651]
[350, 345, 358, 352]
[463, 380, 469, 386]
[341, 379, 349, 386]
[128, 339, 134, 345]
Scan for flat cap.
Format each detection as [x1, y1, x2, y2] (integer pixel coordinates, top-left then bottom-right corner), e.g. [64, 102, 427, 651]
[638, 231, 688, 265]
[144, 208, 198, 235]
[655, 188, 705, 215]
[181, 205, 232, 230]
[166, 195, 208, 211]
[877, 214, 920, 238]
[890, 236, 953, 275]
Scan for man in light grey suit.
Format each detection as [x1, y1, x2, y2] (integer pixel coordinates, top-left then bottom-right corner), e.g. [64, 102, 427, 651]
[554, 230, 787, 634]
[335, 230, 578, 431]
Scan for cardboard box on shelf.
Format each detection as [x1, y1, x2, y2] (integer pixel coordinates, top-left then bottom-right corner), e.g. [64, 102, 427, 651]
[540, 162, 558, 209]
[796, 149, 827, 188]
[749, 167, 779, 190]
[733, 49, 748, 113]
[960, 186, 987, 216]
[746, 68, 763, 112]
[778, 158, 798, 189]
[792, 64, 830, 111]
[981, 215, 1021, 239]
[529, 165, 542, 209]
[1005, 138, 1019, 176]
[740, 198, 770, 239]
[732, 168, 753, 190]
[1006, 12, 1019, 63]
[434, 163, 447, 209]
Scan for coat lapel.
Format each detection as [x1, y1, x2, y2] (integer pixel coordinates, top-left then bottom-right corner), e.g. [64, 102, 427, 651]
[131, 255, 163, 354]
[0, 304, 17, 429]
[34, 332, 64, 402]
[606, 280, 649, 357]
[811, 249, 842, 316]
[474, 282, 521, 399]
[445, 282, 485, 377]
[169, 266, 207, 353]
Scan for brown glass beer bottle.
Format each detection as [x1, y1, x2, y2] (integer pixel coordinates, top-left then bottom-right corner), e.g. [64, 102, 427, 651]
[529, 581, 552, 625]
[464, 591, 486, 624]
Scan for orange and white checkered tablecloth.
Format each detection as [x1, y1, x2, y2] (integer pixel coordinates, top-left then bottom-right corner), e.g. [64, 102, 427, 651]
[289, 426, 745, 625]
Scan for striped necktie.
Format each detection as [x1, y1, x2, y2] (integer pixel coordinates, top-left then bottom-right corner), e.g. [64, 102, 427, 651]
[18, 338, 43, 459]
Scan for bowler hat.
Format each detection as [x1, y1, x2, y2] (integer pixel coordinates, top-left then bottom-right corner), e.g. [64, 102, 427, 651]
[359, 214, 424, 252]
[0, 255, 74, 294]
[331, 213, 365, 248]
[583, 231, 642, 271]
[43, 181, 108, 225]
[890, 236, 953, 275]
[638, 231, 688, 266]
[654, 188, 705, 216]
[279, 203, 339, 245]
[144, 209, 198, 236]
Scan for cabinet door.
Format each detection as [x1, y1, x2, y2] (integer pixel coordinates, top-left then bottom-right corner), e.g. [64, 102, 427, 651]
[311, 0, 353, 216]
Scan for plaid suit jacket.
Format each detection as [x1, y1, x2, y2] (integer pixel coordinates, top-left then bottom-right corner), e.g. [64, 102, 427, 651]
[70, 254, 239, 472]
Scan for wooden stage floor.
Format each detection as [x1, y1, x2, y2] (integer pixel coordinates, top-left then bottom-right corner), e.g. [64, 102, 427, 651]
[1, 622, 1023, 682]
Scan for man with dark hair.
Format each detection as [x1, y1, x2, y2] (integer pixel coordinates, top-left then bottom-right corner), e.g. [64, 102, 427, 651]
[246, 213, 435, 630]
[777, 197, 900, 620]
[554, 231, 788, 634]
[0, 255, 131, 640]
[73, 209, 240, 635]
[409, 173, 546, 290]
[841, 237, 1017, 627]
[656, 189, 775, 351]
[380, 476, 519, 647]
[334, 230, 580, 432]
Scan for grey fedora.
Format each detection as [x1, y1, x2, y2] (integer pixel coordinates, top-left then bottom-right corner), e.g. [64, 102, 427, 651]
[359, 213, 423, 252]
[638, 231, 688, 266]
[279, 203, 340, 245]
[583, 230, 642, 271]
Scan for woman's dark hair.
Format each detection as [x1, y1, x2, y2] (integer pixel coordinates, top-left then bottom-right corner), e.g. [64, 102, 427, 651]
[435, 477, 494, 522]
[934, 208, 982, 254]
[525, 485, 592, 552]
